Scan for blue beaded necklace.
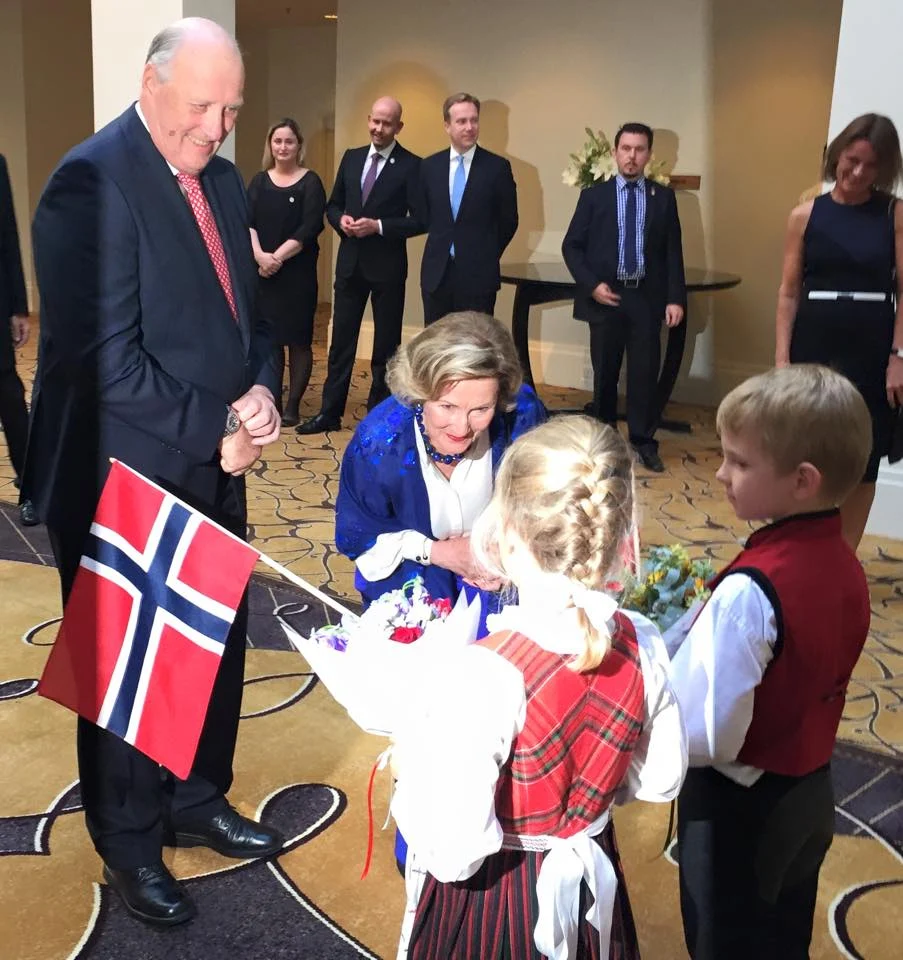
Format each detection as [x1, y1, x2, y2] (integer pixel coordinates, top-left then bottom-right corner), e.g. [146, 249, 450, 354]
[414, 404, 468, 464]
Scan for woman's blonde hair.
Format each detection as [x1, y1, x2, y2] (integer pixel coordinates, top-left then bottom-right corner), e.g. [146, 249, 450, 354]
[474, 416, 635, 672]
[386, 312, 523, 410]
[261, 117, 305, 170]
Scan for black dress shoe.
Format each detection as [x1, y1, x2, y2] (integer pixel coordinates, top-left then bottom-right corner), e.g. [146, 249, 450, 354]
[18, 499, 39, 526]
[635, 447, 665, 473]
[295, 413, 341, 436]
[172, 807, 284, 859]
[103, 862, 196, 927]
[280, 413, 300, 428]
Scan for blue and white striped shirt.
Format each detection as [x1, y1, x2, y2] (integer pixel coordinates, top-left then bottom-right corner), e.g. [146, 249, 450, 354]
[616, 174, 646, 279]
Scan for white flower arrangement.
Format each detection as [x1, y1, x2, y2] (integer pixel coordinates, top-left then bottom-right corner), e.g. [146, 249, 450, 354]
[562, 128, 670, 190]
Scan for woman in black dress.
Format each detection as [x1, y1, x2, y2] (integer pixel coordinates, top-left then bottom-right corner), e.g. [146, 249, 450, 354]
[248, 118, 326, 426]
[776, 113, 903, 548]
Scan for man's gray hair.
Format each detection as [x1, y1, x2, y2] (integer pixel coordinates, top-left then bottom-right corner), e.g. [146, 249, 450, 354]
[145, 17, 241, 82]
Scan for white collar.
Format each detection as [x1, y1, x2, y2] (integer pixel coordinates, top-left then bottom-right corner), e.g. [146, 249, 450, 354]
[449, 144, 477, 163]
[134, 102, 179, 176]
[368, 140, 397, 161]
[486, 574, 619, 655]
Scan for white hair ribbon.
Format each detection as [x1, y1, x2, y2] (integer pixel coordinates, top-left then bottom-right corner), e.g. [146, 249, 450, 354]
[569, 582, 618, 635]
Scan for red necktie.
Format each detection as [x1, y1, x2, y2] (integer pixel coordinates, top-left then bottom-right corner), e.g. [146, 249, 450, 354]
[176, 172, 238, 321]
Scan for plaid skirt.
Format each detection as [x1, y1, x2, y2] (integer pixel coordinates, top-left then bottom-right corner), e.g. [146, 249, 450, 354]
[408, 820, 641, 960]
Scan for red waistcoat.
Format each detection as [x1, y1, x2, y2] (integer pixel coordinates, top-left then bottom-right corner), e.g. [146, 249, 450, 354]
[712, 511, 870, 776]
[478, 611, 645, 838]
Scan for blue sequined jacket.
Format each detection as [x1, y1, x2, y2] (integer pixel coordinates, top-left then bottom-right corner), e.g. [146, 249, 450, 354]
[335, 384, 547, 609]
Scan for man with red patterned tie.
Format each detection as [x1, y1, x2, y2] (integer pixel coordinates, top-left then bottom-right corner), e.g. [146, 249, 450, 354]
[24, 17, 282, 928]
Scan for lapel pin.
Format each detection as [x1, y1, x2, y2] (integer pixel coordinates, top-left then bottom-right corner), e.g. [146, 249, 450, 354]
[651, 186, 656, 197]
[390, 157, 395, 164]
[289, 196, 295, 203]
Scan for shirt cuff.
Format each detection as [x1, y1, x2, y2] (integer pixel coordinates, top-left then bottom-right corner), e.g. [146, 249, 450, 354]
[377, 219, 383, 236]
[355, 530, 431, 581]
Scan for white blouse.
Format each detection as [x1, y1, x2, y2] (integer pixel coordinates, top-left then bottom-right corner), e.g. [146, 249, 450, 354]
[354, 426, 493, 582]
[667, 573, 778, 786]
[391, 606, 688, 882]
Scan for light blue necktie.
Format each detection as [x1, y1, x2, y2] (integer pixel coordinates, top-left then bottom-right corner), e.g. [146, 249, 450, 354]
[450, 154, 466, 256]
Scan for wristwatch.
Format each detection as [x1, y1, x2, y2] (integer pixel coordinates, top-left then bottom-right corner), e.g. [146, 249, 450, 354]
[223, 406, 241, 437]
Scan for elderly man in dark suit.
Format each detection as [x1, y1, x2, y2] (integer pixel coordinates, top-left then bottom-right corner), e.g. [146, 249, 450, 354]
[0, 154, 37, 526]
[297, 96, 421, 435]
[24, 18, 283, 927]
[417, 93, 518, 324]
[563, 122, 686, 473]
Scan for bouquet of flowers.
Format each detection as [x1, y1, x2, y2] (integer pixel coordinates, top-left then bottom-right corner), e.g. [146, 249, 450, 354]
[620, 544, 714, 632]
[281, 577, 480, 736]
[309, 577, 454, 651]
[562, 127, 670, 190]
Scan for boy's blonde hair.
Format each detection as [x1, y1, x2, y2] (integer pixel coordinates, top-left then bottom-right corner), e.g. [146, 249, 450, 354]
[386, 312, 523, 411]
[716, 365, 872, 502]
[474, 416, 635, 672]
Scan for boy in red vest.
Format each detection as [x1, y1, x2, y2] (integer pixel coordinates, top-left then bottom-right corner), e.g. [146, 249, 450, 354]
[670, 364, 873, 960]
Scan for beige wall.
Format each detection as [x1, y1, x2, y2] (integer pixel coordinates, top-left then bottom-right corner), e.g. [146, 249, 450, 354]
[334, 0, 713, 390]
[710, 0, 842, 390]
[23, 0, 93, 244]
[235, 22, 338, 299]
[0, 0, 31, 306]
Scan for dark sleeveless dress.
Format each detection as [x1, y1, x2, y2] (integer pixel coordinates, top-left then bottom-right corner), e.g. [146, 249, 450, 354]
[790, 191, 896, 482]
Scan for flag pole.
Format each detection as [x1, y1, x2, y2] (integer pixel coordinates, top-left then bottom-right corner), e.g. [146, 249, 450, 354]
[256, 553, 358, 622]
[108, 458, 358, 623]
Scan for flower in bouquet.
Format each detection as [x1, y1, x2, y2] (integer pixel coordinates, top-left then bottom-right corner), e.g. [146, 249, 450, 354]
[308, 577, 453, 651]
[620, 544, 714, 631]
[562, 127, 670, 190]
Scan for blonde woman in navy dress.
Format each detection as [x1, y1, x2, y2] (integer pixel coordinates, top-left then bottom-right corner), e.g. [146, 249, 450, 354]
[390, 416, 687, 960]
[775, 113, 903, 548]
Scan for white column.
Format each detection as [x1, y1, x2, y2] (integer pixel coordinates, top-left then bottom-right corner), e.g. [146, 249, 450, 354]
[90, 0, 236, 162]
[829, 0, 903, 539]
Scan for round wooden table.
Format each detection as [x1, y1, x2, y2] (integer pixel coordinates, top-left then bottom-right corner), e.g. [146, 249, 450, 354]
[500, 262, 742, 431]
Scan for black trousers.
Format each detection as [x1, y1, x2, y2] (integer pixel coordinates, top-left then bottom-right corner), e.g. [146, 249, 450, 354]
[47, 473, 249, 869]
[588, 287, 662, 452]
[422, 258, 497, 325]
[0, 366, 29, 477]
[678, 765, 834, 960]
[320, 270, 406, 419]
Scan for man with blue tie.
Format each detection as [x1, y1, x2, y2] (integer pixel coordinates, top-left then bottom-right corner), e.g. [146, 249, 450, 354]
[417, 93, 518, 325]
[563, 122, 686, 473]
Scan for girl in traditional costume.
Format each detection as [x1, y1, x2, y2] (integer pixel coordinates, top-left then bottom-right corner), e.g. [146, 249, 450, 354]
[391, 415, 687, 959]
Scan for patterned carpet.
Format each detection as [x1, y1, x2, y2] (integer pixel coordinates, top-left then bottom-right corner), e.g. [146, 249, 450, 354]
[0, 312, 901, 959]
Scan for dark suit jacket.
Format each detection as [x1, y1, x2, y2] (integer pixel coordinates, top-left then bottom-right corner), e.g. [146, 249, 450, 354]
[0, 154, 28, 372]
[562, 178, 686, 322]
[327, 142, 422, 284]
[418, 145, 518, 296]
[24, 105, 277, 531]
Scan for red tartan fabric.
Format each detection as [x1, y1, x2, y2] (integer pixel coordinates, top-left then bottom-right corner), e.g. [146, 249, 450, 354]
[478, 612, 645, 838]
[409, 820, 640, 960]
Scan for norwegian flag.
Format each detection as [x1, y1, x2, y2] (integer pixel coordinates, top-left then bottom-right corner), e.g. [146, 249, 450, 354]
[38, 460, 260, 779]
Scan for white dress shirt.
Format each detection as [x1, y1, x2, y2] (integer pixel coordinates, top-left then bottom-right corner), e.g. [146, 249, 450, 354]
[668, 573, 778, 785]
[353, 426, 493, 581]
[448, 144, 477, 198]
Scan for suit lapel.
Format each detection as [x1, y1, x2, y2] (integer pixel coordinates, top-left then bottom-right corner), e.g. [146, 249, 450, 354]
[350, 146, 367, 211]
[454, 145, 481, 222]
[203, 168, 250, 349]
[643, 179, 659, 251]
[121, 109, 248, 350]
[363, 145, 401, 210]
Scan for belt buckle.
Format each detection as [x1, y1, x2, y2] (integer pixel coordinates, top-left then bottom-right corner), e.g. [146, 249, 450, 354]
[623, 276, 641, 289]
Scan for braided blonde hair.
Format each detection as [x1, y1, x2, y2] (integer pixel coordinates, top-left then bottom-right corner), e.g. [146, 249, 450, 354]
[475, 416, 635, 672]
